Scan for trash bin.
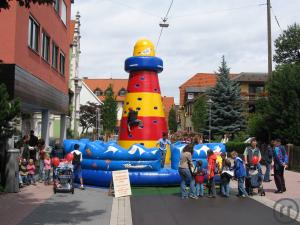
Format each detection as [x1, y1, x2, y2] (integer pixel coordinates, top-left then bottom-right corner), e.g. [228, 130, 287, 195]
[5, 149, 20, 193]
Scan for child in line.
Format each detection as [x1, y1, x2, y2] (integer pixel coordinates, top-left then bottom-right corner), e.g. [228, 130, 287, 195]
[220, 159, 233, 197]
[44, 154, 51, 185]
[194, 160, 206, 197]
[231, 151, 248, 198]
[20, 158, 28, 186]
[27, 159, 36, 185]
[207, 149, 217, 198]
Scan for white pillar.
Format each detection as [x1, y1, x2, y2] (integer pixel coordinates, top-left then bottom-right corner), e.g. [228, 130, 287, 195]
[41, 110, 50, 146]
[60, 114, 67, 144]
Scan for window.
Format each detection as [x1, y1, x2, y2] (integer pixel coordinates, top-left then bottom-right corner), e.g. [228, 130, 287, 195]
[28, 17, 40, 52]
[59, 52, 65, 75]
[118, 88, 126, 96]
[249, 85, 265, 95]
[187, 93, 194, 100]
[42, 32, 50, 62]
[53, 0, 59, 13]
[105, 88, 113, 96]
[61, 0, 67, 25]
[52, 42, 59, 69]
[94, 89, 102, 96]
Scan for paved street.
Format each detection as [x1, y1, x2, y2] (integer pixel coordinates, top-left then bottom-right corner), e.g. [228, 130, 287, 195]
[1, 169, 300, 225]
[131, 194, 299, 225]
[0, 184, 113, 225]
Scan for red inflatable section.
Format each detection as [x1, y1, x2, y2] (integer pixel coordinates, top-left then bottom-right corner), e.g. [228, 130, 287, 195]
[127, 71, 161, 93]
[119, 116, 167, 140]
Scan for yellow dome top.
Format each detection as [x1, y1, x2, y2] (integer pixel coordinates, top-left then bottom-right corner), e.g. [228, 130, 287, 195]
[133, 39, 155, 56]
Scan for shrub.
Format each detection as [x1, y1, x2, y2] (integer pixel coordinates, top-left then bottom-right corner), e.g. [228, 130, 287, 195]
[225, 141, 248, 155]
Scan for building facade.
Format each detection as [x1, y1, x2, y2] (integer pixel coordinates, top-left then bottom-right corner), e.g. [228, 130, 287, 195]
[68, 11, 82, 137]
[179, 72, 268, 132]
[0, 0, 74, 145]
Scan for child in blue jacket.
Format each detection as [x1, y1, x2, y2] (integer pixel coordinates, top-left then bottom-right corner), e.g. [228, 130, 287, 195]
[231, 151, 248, 197]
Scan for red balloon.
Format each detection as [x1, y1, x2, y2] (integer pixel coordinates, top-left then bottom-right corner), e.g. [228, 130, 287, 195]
[252, 156, 259, 165]
[66, 153, 74, 162]
[52, 157, 60, 167]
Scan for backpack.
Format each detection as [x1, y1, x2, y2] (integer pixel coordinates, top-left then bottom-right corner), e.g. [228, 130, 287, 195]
[246, 147, 260, 165]
[279, 146, 289, 164]
[72, 152, 81, 165]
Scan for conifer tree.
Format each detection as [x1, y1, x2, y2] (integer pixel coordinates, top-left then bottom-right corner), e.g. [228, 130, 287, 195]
[191, 96, 207, 133]
[208, 56, 245, 135]
[168, 107, 177, 133]
[102, 85, 118, 134]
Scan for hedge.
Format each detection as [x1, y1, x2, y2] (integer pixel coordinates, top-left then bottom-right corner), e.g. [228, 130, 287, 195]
[225, 142, 249, 155]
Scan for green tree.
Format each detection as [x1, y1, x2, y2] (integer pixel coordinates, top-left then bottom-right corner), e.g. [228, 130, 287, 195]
[0, 84, 20, 139]
[0, 0, 53, 10]
[79, 102, 100, 135]
[191, 96, 207, 133]
[208, 56, 245, 135]
[102, 85, 117, 134]
[273, 23, 300, 65]
[265, 63, 300, 144]
[246, 98, 270, 142]
[0, 84, 20, 186]
[168, 107, 177, 133]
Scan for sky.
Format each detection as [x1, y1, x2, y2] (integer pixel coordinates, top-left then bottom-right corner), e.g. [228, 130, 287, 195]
[71, 0, 300, 104]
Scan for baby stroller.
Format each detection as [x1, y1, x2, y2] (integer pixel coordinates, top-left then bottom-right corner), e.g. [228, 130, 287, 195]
[246, 164, 265, 196]
[53, 162, 74, 194]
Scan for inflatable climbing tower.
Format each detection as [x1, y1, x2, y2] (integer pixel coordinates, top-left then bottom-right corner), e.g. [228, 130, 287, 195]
[118, 39, 168, 149]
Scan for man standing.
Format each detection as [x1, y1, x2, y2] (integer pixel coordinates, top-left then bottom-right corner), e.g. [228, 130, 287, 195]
[71, 144, 84, 190]
[28, 130, 38, 162]
[243, 138, 261, 195]
[156, 132, 171, 168]
[273, 139, 288, 193]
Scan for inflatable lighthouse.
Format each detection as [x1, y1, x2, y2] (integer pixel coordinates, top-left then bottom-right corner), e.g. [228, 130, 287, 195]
[63, 39, 227, 187]
[118, 39, 168, 149]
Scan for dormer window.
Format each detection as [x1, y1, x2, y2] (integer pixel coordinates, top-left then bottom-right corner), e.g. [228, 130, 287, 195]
[118, 88, 126, 96]
[94, 88, 102, 96]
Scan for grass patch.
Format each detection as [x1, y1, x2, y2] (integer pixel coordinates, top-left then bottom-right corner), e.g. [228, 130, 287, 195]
[132, 186, 180, 197]
[131, 186, 221, 197]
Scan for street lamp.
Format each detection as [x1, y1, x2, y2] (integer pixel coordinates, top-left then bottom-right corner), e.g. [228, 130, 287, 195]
[207, 98, 213, 143]
[72, 77, 82, 139]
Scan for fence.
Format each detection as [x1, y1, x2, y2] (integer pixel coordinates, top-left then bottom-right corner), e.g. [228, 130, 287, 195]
[288, 145, 300, 172]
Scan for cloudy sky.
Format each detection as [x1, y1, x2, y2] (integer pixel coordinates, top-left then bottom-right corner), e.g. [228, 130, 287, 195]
[71, 0, 300, 104]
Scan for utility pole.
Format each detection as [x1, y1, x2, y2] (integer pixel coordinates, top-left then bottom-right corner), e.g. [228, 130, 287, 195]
[267, 0, 272, 77]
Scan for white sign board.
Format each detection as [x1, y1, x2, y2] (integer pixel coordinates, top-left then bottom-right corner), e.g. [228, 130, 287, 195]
[112, 170, 132, 198]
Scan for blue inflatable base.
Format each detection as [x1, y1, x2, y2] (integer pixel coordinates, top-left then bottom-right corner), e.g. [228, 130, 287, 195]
[80, 169, 221, 187]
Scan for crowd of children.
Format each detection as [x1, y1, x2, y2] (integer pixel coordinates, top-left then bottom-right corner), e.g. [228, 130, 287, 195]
[17, 130, 64, 188]
[179, 146, 249, 199]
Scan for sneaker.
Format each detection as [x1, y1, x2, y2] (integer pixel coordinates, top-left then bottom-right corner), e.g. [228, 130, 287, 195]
[207, 195, 216, 198]
[241, 195, 247, 198]
[274, 190, 283, 194]
[189, 195, 198, 200]
[80, 185, 85, 190]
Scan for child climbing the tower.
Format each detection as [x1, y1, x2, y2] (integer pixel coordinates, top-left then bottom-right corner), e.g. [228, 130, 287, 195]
[127, 107, 143, 132]
[156, 132, 171, 168]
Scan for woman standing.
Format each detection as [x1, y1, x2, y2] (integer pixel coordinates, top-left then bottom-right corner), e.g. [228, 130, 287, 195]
[178, 144, 197, 199]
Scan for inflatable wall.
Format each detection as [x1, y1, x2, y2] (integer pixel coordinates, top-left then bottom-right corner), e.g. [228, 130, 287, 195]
[118, 39, 171, 163]
[64, 139, 226, 187]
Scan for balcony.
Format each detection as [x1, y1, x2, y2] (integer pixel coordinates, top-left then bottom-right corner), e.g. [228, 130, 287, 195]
[240, 91, 268, 101]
